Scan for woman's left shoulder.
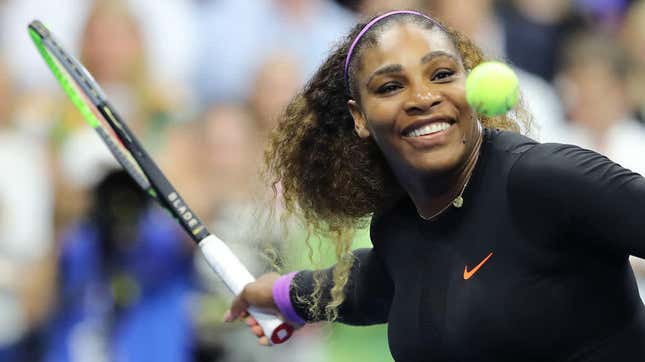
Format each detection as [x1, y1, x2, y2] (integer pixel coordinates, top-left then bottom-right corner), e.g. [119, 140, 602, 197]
[511, 141, 610, 178]
[486, 128, 538, 155]
[508, 140, 642, 199]
[484, 127, 605, 175]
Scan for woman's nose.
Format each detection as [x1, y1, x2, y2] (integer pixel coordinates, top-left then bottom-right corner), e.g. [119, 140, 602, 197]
[403, 85, 443, 115]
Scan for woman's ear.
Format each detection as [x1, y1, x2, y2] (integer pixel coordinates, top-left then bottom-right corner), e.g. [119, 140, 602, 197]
[348, 100, 370, 139]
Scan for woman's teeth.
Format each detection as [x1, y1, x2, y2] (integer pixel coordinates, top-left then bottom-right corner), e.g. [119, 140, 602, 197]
[406, 122, 451, 137]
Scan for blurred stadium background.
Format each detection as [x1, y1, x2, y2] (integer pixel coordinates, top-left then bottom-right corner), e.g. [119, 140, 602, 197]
[1, 0, 644, 361]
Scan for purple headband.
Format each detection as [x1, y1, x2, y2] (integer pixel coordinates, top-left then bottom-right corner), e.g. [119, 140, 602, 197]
[344, 10, 437, 87]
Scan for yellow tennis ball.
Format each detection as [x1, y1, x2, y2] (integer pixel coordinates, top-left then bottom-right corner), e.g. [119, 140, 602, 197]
[466, 61, 519, 117]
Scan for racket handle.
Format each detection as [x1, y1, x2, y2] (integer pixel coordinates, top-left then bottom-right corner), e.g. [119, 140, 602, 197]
[198, 234, 295, 345]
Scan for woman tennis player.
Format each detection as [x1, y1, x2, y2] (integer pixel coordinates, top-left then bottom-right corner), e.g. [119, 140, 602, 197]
[226, 10, 645, 361]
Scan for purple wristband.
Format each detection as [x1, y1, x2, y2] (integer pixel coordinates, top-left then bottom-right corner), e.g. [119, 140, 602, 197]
[272, 271, 306, 325]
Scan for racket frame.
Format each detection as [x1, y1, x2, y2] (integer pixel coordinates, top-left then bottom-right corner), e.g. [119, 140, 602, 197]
[28, 20, 294, 345]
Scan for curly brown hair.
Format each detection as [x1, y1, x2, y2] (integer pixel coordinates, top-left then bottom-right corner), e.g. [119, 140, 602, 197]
[265, 11, 531, 320]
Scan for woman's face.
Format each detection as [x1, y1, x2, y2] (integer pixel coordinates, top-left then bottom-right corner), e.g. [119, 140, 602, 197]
[349, 22, 477, 178]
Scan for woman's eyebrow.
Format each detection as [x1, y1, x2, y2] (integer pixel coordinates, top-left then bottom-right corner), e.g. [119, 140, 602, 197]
[420, 50, 459, 65]
[367, 64, 403, 86]
[365, 51, 459, 86]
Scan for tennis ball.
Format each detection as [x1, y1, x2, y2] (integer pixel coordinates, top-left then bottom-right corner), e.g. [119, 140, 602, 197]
[466, 61, 519, 117]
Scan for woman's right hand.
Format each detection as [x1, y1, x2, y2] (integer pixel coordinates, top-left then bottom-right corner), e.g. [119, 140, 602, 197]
[225, 272, 283, 345]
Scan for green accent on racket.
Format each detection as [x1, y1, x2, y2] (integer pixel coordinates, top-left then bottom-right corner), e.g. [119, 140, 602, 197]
[28, 28, 99, 128]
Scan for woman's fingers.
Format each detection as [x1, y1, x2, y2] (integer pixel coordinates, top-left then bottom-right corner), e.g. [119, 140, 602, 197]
[251, 325, 264, 337]
[258, 336, 270, 346]
[227, 312, 267, 341]
[227, 293, 250, 322]
[245, 316, 258, 326]
[226, 304, 269, 342]
[224, 309, 250, 323]
[246, 316, 265, 337]
[223, 273, 288, 346]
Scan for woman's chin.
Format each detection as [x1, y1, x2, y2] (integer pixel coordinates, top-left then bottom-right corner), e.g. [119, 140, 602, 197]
[407, 143, 467, 175]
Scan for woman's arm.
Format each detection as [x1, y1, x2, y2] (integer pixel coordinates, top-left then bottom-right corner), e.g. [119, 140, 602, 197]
[227, 248, 393, 343]
[289, 248, 393, 325]
[509, 143, 645, 257]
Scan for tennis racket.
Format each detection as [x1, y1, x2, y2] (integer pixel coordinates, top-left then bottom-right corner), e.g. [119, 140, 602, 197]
[28, 20, 294, 345]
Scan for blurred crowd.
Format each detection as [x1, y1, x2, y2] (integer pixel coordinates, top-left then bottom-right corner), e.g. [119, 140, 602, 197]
[0, 0, 644, 361]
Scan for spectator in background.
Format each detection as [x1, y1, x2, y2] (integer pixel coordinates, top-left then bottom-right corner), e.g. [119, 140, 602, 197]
[45, 170, 197, 362]
[0, 0, 91, 92]
[156, 120, 213, 222]
[191, 103, 326, 362]
[0, 0, 197, 98]
[124, 0, 198, 92]
[425, 0, 566, 141]
[0, 59, 56, 361]
[555, 30, 645, 170]
[499, 0, 579, 81]
[55, 0, 186, 231]
[76, 0, 182, 144]
[193, 0, 354, 103]
[621, 0, 645, 123]
[193, 103, 273, 303]
[202, 104, 263, 206]
[554, 30, 645, 299]
[249, 53, 303, 135]
[426, 0, 504, 58]
[574, 0, 632, 32]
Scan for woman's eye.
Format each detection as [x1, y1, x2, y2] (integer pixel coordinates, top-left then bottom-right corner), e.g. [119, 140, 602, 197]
[376, 83, 401, 94]
[376, 82, 402, 94]
[432, 70, 455, 81]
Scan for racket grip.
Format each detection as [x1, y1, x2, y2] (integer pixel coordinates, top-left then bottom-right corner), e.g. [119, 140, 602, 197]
[198, 234, 294, 345]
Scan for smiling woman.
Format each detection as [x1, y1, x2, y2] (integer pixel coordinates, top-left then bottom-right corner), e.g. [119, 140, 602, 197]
[226, 9, 645, 362]
[347, 20, 482, 219]
[261, 10, 529, 321]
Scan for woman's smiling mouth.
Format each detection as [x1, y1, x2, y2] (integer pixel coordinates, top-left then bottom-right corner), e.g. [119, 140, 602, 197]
[400, 117, 457, 148]
[404, 121, 452, 137]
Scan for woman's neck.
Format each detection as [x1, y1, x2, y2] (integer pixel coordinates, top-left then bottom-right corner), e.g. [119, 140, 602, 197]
[409, 124, 484, 221]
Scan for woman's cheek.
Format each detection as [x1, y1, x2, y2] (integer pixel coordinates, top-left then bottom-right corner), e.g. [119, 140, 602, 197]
[366, 101, 403, 131]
